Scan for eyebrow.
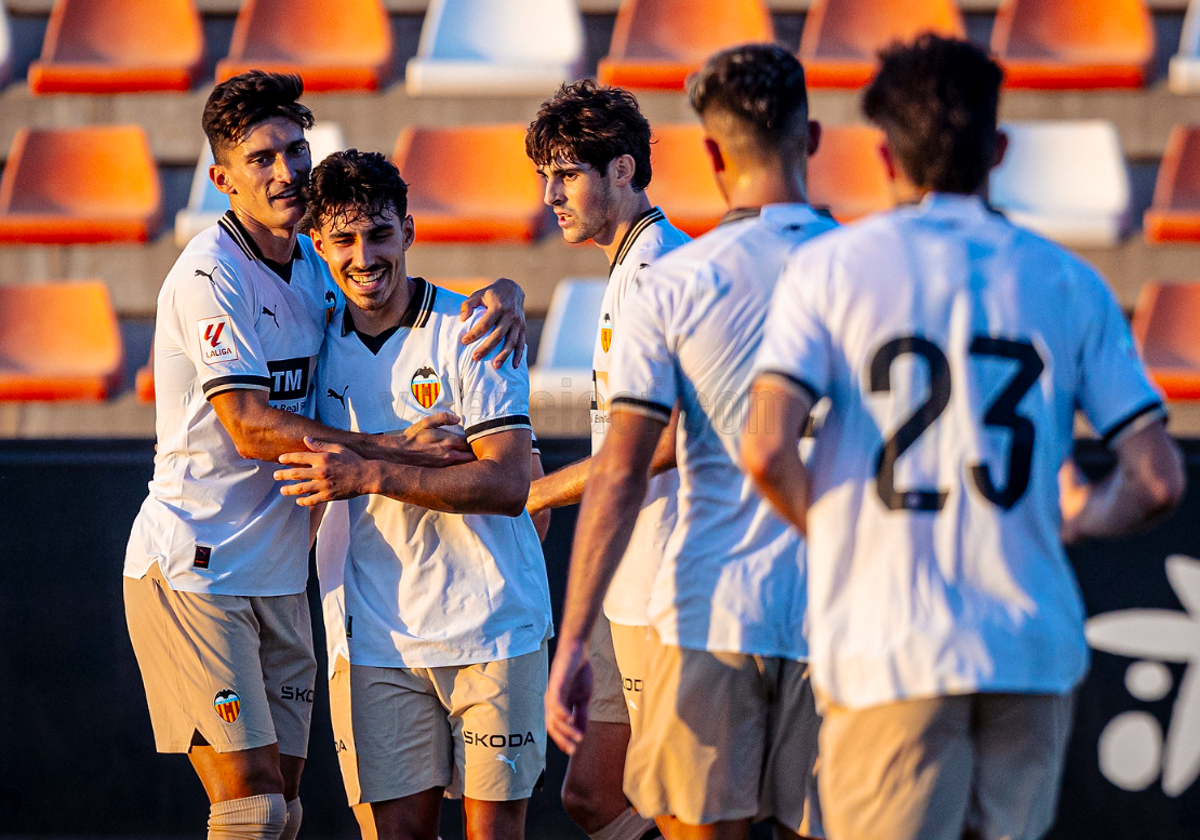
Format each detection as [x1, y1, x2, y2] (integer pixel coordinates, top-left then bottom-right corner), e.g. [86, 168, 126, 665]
[539, 162, 589, 177]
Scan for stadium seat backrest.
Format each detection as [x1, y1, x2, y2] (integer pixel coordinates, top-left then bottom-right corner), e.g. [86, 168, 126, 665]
[537, 278, 607, 370]
[799, 0, 964, 88]
[0, 282, 124, 401]
[989, 121, 1129, 217]
[1132, 282, 1200, 398]
[0, 4, 13, 87]
[646, 124, 726, 237]
[991, 0, 1154, 88]
[1145, 125, 1200, 242]
[807, 125, 894, 222]
[1172, 0, 1200, 92]
[418, 0, 582, 66]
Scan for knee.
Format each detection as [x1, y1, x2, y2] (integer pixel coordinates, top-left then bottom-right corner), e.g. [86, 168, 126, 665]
[560, 776, 606, 830]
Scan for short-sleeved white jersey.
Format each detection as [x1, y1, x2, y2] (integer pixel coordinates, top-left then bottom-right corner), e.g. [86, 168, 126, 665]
[755, 193, 1166, 709]
[315, 279, 553, 669]
[593, 207, 691, 626]
[124, 211, 337, 595]
[315, 499, 352, 678]
[608, 204, 838, 660]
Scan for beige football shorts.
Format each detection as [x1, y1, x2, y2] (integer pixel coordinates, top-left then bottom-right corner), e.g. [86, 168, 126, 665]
[123, 563, 317, 757]
[347, 644, 548, 804]
[624, 629, 823, 835]
[328, 655, 362, 805]
[588, 616, 631, 725]
[819, 691, 1075, 840]
[609, 621, 649, 738]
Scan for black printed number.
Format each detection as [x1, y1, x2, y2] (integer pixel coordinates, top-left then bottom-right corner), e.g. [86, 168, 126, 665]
[869, 335, 1044, 512]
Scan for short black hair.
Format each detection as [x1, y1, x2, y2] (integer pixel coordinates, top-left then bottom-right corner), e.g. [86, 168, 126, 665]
[525, 80, 653, 191]
[203, 71, 315, 164]
[687, 43, 809, 145]
[862, 34, 1003, 194]
[304, 149, 408, 231]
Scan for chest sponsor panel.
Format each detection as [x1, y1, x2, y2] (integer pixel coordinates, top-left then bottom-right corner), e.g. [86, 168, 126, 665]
[268, 357, 311, 403]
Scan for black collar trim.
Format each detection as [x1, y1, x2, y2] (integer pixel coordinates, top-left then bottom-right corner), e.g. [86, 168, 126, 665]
[340, 277, 437, 343]
[610, 206, 665, 274]
[219, 210, 305, 278]
[718, 207, 762, 227]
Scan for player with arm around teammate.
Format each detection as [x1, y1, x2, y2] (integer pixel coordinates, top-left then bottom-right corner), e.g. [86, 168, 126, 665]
[741, 35, 1185, 840]
[546, 45, 834, 840]
[274, 150, 553, 840]
[524, 80, 689, 840]
[122, 71, 525, 840]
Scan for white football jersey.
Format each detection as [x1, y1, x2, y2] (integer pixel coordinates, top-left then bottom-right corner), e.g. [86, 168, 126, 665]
[608, 204, 838, 660]
[315, 279, 553, 669]
[755, 193, 1166, 709]
[315, 499, 352, 679]
[125, 211, 337, 595]
[593, 207, 690, 626]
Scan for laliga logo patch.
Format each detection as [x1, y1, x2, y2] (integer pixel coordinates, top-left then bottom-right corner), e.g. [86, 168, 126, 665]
[411, 366, 441, 409]
[600, 314, 613, 354]
[197, 315, 239, 366]
[214, 689, 241, 723]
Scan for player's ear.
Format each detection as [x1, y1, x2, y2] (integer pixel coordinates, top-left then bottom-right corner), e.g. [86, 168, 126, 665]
[310, 225, 328, 260]
[610, 154, 636, 189]
[992, 129, 1009, 171]
[806, 120, 822, 158]
[703, 137, 725, 174]
[210, 163, 235, 196]
[878, 139, 897, 181]
[402, 214, 415, 251]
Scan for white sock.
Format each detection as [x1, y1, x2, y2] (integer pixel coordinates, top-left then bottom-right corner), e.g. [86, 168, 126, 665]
[208, 794, 287, 840]
[280, 797, 302, 840]
[589, 806, 657, 840]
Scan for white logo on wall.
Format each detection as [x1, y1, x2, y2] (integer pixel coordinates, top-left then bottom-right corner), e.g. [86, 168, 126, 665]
[1086, 554, 1200, 797]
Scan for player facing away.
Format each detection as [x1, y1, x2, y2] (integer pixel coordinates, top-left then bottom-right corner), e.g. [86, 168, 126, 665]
[524, 80, 689, 840]
[272, 149, 554, 840]
[741, 35, 1186, 840]
[123, 72, 524, 840]
[546, 44, 834, 840]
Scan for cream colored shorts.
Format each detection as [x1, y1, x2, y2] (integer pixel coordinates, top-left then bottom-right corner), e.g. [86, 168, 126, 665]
[609, 621, 649, 738]
[123, 563, 316, 757]
[624, 630, 822, 834]
[347, 644, 548, 804]
[587, 616, 631, 725]
[328, 656, 362, 805]
[819, 692, 1075, 840]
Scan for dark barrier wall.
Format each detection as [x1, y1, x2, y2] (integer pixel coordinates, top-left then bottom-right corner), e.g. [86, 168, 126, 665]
[0, 439, 1198, 839]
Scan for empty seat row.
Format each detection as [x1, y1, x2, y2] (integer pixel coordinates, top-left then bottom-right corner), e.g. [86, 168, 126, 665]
[6, 0, 1175, 96]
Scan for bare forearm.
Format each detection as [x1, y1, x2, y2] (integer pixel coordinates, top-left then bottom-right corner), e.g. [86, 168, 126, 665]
[223, 407, 379, 462]
[528, 457, 591, 512]
[371, 459, 529, 516]
[751, 449, 811, 535]
[1067, 461, 1182, 540]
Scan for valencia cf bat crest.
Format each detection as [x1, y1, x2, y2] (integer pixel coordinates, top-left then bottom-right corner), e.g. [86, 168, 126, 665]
[601, 314, 613, 354]
[214, 689, 241, 723]
[411, 367, 441, 409]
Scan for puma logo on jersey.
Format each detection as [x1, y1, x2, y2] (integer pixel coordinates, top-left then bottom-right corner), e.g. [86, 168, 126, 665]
[327, 386, 348, 408]
[261, 306, 279, 328]
[496, 753, 519, 774]
[194, 267, 218, 284]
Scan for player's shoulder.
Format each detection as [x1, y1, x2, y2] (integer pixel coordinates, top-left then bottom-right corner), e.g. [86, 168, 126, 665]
[164, 224, 248, 293]
[626, 209, 691, 263]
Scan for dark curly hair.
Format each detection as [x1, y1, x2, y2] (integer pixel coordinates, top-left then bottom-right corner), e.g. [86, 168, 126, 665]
[687, 43, 809, 145]
[203, 71, 314, 164]
[304, 149, 408, 231]
[863, 34, 1003, 194]
[525, 80, 653, 191]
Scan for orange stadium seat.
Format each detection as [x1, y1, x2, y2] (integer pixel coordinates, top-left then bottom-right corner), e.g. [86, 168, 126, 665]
[799, 0, 964, 89]
[217, 0, 393, 92]
[1132, 282, 1200, 400]
[0, 4, 14, 88]
[1145, 126, 1200, 243]
[991, 0, 1154, 89]
[430, 278, 492, 297]
[0, 282, 124, 401]
[598, 0, 774, 91]
[28, 0, 203, 94]
[0, 126, 161, 244]
[393, 126, 545, 243]
[135, 341, 154, 403]
[647, 125, 726, 237]
[808, 125, 894, 222]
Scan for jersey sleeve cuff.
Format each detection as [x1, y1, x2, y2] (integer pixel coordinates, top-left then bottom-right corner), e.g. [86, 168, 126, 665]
[464, 415, 533, 444]
[754, 370, 821, 405]
[203, 375, 272, 400]
[1101, 400, 1167, 448]
[610, 396, 672, 424]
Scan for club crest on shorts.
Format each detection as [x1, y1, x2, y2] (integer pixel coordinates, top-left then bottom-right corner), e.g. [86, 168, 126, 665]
[600, 314, 613, 354]
[411, 367, 441, 409]
[214, 689, 241, 723]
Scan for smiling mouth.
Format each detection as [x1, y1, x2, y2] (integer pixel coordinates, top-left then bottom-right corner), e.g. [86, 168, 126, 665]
[347, 268, 388, 289]
[271, 186, 301, 202]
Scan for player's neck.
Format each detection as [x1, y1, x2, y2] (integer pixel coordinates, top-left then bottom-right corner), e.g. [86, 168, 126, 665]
[349, 276, 416, 337]
[722, 160, 809, 212]
[595, 191, 654, 264]
[231, 206, 298, 263]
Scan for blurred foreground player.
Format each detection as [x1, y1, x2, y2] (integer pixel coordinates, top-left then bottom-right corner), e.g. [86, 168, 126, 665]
[123, 72, 524, 840]
[742, 35, 1186, 840]
[275, 150, 552, 840]
[547, 45, 834, 840]
[524, 80, 689, 840]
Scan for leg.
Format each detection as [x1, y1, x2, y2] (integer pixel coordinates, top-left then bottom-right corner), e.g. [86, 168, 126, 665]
[353, 804, 377, 840]
[189, 742, 285, 802]
[463, 797, 529, 840]
[561, 721, 634, 832]
[655, 815, 749, 840]
[372, 789, 444, 840]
